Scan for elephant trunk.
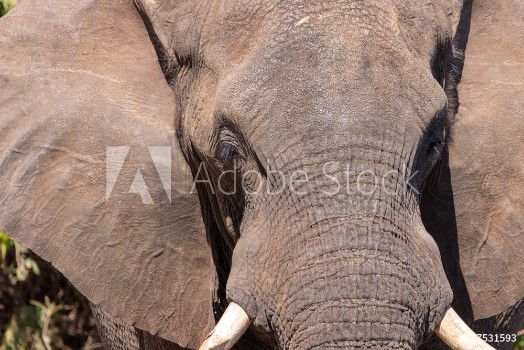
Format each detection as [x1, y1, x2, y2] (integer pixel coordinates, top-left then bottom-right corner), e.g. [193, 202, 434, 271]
[220, 156, 474, 349]
[269, 237, 430, 349]
[280, 301, 418, 349]
[226, 218, 455, 348]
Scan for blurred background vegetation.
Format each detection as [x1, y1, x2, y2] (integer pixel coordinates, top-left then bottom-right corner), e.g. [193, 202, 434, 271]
[0, 231, 101, 350]
[0, 1, 523, 350]
[0, 0, 15, 16]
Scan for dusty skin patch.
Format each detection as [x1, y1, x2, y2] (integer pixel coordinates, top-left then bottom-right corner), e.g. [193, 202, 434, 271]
[294, 15, 310, 26]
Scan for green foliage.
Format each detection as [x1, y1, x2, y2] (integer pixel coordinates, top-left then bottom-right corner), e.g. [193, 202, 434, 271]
[515, 335, 524, 350]
[0, 231, 101, 349]
[0, 233, 40, 284]
[0, 0, 16, 17]
[515, 321, 524, 350]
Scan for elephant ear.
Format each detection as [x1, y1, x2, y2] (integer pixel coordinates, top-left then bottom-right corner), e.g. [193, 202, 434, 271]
[0, 0, 214, 347]
[448, 0, 524, 319]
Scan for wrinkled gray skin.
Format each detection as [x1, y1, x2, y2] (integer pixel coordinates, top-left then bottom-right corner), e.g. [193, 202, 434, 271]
[0, 0, 522, 349]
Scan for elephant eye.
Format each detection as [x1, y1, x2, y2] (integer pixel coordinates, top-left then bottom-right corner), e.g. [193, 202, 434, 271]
[416, 122, 446, 180]
[429, 127, 445, 152]
[216, 126, 246, 169]
[431, 38, 452, 87]
[218, 142, 239, 162]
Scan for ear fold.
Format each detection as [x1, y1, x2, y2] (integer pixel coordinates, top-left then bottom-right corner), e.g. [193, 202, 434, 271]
[448, 0, 524, 319]
[0, 1, 214, 347]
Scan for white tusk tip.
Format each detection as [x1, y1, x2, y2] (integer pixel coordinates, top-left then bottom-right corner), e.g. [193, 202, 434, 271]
[434, 308, 495, 350]
[199, 302, 251, 350]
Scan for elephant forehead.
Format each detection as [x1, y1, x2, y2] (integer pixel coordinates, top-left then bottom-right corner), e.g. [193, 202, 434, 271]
[140, 0, 454, 70]
[197, 0, 454, 70]
[210, 40, 447, 147]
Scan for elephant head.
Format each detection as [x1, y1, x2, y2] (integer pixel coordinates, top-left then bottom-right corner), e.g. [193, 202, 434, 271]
[0, 0, 522, 349]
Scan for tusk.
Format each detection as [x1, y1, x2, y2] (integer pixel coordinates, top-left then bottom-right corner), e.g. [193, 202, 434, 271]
[434, 308, 495, 350]
[199, 302, 251, 350]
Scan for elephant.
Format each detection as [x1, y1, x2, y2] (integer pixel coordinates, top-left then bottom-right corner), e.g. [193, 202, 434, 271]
[0, 0, 522, 349]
